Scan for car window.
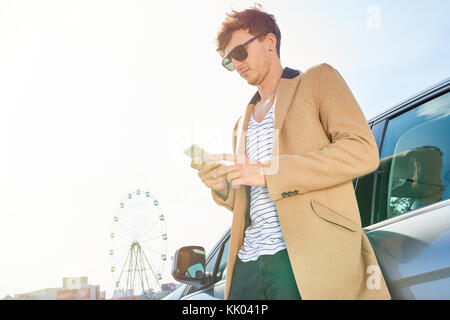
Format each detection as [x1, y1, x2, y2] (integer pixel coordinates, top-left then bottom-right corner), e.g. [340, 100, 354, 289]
[214, 237, 230, 282]
[356, 121, 386, 227]
[370, 120, 386, 150]
[375, 91, 450, 221]
[357, 91, 450, 226]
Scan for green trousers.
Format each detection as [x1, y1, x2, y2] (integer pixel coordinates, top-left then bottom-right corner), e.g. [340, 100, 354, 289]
[228, 249, 302, 300]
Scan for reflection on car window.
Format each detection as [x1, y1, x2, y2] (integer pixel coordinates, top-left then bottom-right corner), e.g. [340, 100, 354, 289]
[186, 263, 204, 280]
[215, 237, 230, 282]
[373, 92, 450, 223]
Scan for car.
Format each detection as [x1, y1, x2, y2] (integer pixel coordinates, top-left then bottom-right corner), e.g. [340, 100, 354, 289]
[164, 76, 450, 300]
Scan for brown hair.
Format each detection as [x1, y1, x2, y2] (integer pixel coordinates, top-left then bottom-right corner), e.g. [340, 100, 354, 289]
[216, 4, 281, 58]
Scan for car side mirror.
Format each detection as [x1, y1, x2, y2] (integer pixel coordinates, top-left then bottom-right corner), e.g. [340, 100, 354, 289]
[172, 246, 207, 286]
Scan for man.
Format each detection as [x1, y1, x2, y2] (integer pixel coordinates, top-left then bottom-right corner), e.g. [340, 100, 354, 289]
[191, 6, 391, 300]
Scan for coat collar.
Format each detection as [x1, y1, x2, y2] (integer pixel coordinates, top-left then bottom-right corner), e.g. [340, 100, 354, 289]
[235, 67, 302, 155]
[248, 67, 301, 104]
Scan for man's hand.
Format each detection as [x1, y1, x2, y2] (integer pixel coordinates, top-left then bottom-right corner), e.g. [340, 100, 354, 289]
[211, 154, 266, 190]
[190, 156, 230, 198]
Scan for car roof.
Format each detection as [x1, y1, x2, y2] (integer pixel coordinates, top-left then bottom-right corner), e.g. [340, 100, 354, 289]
[368, 76, 450, 124]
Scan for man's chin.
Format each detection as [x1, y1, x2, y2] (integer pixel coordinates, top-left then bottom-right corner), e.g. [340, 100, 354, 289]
[244, 76, 258, 86]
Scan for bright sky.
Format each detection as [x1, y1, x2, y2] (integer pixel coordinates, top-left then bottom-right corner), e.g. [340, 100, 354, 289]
[0, 0, 449, 299]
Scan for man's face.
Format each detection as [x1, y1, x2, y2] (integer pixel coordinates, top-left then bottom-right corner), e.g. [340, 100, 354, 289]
[223, 29, 272, 86]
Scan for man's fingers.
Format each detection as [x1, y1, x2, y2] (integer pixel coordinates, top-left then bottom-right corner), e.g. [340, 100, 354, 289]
[191, 156, 221, 171]
[212, 180, 227, 191]
[202, 165, 230, 184]
[202, 163, 234, 187]
[226, 170, 241, 183]
[214, 164, 239, 178]
[231, 178, 244, 190]
[204, 174, 226, 189]
[202, 169, 218, 184]
[198, 161, 222, 176]
[190, 156, 206, 170]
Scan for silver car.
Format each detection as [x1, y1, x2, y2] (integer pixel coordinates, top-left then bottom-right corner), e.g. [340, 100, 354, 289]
[165, 76, 450, 300]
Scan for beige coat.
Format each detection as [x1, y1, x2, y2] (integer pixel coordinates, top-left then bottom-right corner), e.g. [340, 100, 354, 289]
[212, 63, 391, 300]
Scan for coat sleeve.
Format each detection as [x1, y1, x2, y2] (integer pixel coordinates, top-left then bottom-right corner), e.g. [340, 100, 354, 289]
[262, 63, 380, 202]
[210, 116, 242, 211]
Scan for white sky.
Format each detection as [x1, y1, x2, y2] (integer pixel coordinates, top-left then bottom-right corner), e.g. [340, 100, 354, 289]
[0, 0, 449, 299]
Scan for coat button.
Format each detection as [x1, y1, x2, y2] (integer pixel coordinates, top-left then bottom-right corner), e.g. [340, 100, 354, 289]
[282, 192, 287, 198]
[288, 191, 293, 196]
[293, 190, 299, 195]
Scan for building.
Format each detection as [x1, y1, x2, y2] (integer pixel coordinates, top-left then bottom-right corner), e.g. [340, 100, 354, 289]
[12, 276, 105, 300]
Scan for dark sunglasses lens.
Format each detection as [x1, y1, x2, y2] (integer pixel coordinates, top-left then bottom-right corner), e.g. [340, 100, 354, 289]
[231, 45, 248, 61]
[222, 43, 250, 71]
[222, 57, 233, 71]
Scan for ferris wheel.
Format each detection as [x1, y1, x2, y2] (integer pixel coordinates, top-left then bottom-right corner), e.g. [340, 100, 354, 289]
[109, 189, 167, 298]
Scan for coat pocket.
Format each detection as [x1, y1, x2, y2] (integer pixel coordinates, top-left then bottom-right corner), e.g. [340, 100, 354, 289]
[310, 199, 358, 232]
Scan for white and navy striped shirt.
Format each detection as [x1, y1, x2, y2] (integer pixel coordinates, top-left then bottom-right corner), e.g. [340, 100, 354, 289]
[237, 101, 287, 262]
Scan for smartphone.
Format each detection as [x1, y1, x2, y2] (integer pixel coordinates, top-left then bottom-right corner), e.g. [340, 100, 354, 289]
[184, 144, 211, 166]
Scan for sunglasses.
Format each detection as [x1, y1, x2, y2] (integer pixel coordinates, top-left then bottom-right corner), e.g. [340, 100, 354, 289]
[222, 35, 265, 71]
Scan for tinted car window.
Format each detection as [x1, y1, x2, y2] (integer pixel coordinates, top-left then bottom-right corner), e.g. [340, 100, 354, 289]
[371, 120, 386, 149]
[373, 92, 450, 223]
[356, 121, 386, 227]
[214, 237, 230, 282]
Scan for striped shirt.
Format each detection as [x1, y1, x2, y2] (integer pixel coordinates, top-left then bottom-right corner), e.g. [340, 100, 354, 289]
[237, 101, 287, 262]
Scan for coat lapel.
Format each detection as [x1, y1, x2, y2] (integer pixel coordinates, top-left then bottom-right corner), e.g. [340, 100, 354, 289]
[236, 104, 254, 155]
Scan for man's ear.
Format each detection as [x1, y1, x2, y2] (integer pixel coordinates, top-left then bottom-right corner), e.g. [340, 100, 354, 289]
[264, 33, 277, 52]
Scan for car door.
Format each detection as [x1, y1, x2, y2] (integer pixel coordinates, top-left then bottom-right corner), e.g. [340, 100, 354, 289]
[355, 88, 450, 299]
[180, 231, 230, 300]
